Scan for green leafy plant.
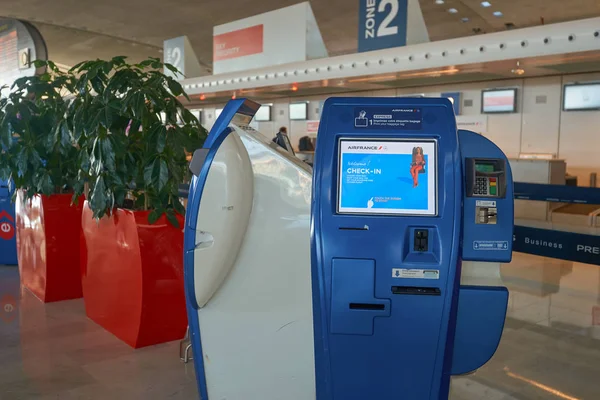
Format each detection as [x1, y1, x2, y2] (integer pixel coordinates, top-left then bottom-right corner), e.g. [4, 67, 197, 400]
[0, 61, 79, 198]
[69, 56, 207, 226]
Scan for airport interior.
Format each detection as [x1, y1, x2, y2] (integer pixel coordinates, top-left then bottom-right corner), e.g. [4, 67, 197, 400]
[1, 1, 600, 399]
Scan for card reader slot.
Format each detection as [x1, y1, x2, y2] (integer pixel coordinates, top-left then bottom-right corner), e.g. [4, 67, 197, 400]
[349, 303, 386, 311]
[392, 286, 441, 296]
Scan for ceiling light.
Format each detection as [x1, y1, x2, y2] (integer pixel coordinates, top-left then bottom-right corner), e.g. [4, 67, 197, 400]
[493, 11, 503, 17]
[461, 17, 470, 23]
[435, 0, 445, 4]
[481, 1, 492, 7]
[448, 8, 458, 14]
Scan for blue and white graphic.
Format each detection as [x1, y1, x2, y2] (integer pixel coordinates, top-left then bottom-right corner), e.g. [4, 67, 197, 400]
[473, 241, 509, 251]
[354, 107, 422, 130]
[358, 0, 408, 53]
[338, 140, 436, 215]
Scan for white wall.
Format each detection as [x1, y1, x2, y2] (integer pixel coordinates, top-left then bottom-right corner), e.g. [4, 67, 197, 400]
[199, 72, 600, 185]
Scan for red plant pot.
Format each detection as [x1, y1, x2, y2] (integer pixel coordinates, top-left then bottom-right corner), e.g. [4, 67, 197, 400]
[16, 191, 84, 302]
[80, 203, 187, 348]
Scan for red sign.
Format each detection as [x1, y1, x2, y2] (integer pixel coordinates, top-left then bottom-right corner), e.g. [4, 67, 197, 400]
[306, 121, 320, 135]
[214, 25, 264, 61]
[0, 210, 14, 241]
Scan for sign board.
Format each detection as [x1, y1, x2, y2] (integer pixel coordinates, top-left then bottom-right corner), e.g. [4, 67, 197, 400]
[456, 115, 488, 134]
[0, 18, 47, 90]
[306, 120, 320, 135]
[213, 2, 328, 75]
[163, 35, 205, 80]
[358, 0, 429, 53]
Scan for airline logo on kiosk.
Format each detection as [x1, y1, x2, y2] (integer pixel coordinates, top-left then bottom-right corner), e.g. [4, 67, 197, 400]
[213, 25, 264, 61]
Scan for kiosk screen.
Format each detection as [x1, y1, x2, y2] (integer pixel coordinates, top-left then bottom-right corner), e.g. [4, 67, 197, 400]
[337, 139, 437, 216]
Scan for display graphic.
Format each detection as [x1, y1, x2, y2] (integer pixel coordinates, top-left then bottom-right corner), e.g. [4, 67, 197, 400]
[563, 83, 600, 111]
[338, 139, 436, 215]
[482, 89, 517, 113]
[354, 107, 422, 130]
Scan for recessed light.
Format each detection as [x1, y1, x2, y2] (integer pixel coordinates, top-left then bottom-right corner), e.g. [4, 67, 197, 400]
[481, 1, 492, 7]
[461, 17, 470, 23]
[435, 0, 445, 4]
[448, 8, 458, 14]
[493, 11, 503, 17]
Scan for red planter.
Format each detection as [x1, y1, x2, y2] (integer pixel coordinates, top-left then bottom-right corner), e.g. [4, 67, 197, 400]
[16, 191, 84, 302]
[80, 204, 187, 348]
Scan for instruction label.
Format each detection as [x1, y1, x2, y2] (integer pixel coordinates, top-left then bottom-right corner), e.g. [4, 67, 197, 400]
[476, 200, 497, 207]
[354, 107, 422, 130]
[392, 268, 439, 279]
[473, 241, 508, 251]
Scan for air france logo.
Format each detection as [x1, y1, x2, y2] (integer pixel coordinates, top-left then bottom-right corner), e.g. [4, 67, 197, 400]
[347, 145, 387, 151]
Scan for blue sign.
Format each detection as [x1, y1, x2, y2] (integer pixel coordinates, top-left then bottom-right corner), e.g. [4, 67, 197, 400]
[513, 225, 600, 266]
[358, 0, 408, 53]
[441, 92, 461, 115]
[353, 107, 422, 130]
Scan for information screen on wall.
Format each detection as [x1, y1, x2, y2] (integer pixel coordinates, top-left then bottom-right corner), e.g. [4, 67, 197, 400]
[289, 103, 308, 120]
[255, 105, 271, 121]
[563, 83, 600, 111]
[482, 89, 517, 113]
[337, 139, 436, 216]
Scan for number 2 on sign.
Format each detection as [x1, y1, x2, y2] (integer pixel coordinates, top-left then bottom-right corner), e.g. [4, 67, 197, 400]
[365, 0, 399, 39]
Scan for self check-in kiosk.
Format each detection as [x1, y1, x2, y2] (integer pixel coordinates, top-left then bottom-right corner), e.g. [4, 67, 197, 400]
[184, 97, 513, 400]
[311, 97, 513, 399]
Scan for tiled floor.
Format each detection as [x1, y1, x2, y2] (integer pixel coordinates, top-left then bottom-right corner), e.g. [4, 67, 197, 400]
[1, 253, 599, 399]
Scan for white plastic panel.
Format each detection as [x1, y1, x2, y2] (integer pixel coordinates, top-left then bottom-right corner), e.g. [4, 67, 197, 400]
[193, 132, 253, 307]
[196, 125, 315, 400]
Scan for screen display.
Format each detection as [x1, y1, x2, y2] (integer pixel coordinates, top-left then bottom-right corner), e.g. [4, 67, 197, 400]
[563, 83, 600, 111]
[475, 163, 495, 173]
[289, 103, 308, 120]
[255, 105, 271, 121]
[482, 89, 517, 113]
[338, 139, 436, 216]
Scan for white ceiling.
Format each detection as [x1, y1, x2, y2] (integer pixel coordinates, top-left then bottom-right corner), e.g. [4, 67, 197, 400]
[1, 0, 600, 71]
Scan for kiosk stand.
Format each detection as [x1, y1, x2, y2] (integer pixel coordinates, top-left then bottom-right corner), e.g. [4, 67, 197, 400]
[311, 98, 513, 399]
[184, 97, 513, 400]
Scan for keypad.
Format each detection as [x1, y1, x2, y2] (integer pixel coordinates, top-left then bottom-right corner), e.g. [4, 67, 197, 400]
[474, 177, 489, 195]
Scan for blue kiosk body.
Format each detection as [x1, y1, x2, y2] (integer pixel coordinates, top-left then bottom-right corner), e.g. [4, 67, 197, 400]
[311, 97, 513, 399]
[0, 179, 17, 265]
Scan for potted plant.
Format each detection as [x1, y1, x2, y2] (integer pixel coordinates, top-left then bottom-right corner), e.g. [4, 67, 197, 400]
[71, 56, 207, 348]
[0, 62, 84, 303]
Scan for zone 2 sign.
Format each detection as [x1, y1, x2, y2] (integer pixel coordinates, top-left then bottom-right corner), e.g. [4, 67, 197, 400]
[358, 0, 408, 53]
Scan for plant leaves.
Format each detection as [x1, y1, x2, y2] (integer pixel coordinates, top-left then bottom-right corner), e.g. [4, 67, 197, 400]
[148, 209, 161, 225]
[143, 158, 169, 192]
[165, 209, 179, 228]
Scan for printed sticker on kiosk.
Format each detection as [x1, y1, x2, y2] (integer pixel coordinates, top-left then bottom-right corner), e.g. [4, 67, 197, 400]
[337, 139, 436, 215]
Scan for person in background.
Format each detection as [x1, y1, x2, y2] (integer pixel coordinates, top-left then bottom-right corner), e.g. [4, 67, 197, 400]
[272, 127, 289, 149]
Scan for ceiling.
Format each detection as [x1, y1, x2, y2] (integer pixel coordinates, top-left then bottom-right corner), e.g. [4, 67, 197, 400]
[1, 0, 600, 72]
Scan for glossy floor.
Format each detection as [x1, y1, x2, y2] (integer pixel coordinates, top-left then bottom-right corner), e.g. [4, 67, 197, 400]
[0, 253, 599, 400]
